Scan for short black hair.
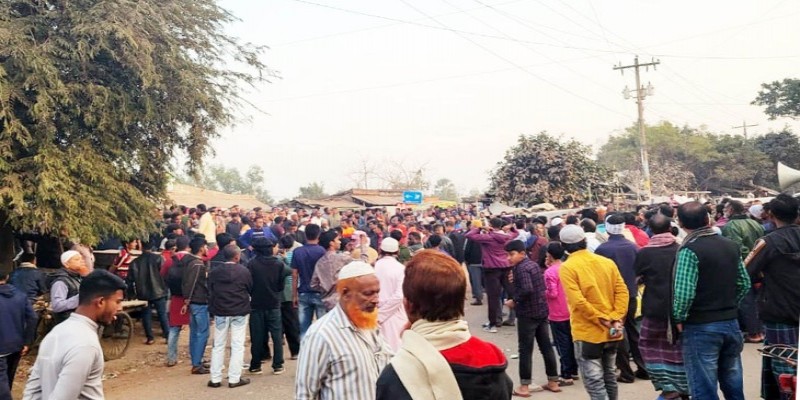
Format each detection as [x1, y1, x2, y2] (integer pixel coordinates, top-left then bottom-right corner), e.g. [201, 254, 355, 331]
[79, 269, 127, 305]
[565, 215, 580, 225]
[547, 225, 561, 241]
[190, 237, 207, 254]
[252, 237, 275, 256]
[222, 244, 240, 261]
[408, 231, 422, 241]
[176, 235, 190, 251]
[767, 194, 799, 223]
[280, 234, 296, 250]
[428, 234, 442, 247]
[563, 240, 587, 253]
[490, 217, 504, 229]
[319, 230, 339, 250]
[580, 208, 599, 223]
[658, 203, 674, 218]
[216, 233, 234, 248]
[19, 253, 36, 263]
[606, 213, 625, 225]
[305, 224, 321, 241]
[546, 241, 565, 259]
[580, 218, 596, 233]
[504, 240, 525, 252]
[678, 201, 709, 230]
[623, 212, 636, 225]
[390, 230, 403, 241]
[728, 200, 745, 214]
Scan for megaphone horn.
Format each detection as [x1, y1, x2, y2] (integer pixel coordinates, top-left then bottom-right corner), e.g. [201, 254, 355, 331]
[777, 162, 800, 190]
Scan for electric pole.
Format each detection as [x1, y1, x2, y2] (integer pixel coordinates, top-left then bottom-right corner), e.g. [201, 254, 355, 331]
[614, 56, 660, 201]
[732, 120, 758, 140]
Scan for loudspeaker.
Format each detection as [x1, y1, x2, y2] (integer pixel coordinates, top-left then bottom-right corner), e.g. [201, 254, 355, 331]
[777, 162, 800, 190]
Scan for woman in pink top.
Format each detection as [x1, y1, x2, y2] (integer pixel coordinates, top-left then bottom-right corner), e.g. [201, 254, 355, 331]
[543, 242, 579, 385]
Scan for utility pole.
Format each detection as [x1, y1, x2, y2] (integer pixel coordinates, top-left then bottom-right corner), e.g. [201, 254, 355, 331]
[732, 120, 758, 140]
[614, 56, 660, 201]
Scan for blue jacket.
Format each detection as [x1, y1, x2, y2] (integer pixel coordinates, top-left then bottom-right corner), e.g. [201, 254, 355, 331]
[595, 235, 639, 298]
[9, 263, 47, 301]
[239, 227, 278, 248]
[0, 284, 37, 354]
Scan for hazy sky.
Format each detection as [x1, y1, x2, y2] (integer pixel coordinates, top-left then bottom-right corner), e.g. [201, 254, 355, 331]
[208, 0, 800, 200]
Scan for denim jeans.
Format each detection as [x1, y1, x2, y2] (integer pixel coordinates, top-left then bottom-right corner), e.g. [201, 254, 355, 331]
[298, 292, 326, 340]
[0, 352, 21, 400]
[189, 304, 210, 367]
[682, 319, 745, 400]
[517, 317, 559, 385]
[167, 325, 182, 364]
[250, 308, 283, 370]
[142, 297, 169, 341]
[467, 264, 483, 301]
[210, 315, 248, 384]
[550, 320, 578, 379]
[575, 341, 619, 400]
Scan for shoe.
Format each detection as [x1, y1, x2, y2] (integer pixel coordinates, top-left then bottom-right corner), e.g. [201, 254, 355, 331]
[501, 319, 515, 327]
[635, 369, 651, 380]
[229, 378, 250, 388]
[273, 367, 285, 375]
[166, 360, 177, 367]
[191, 366, 210, 375]
[482, 322, 491, 328]
[571, 374, 580, 381]
[248, 367, 263, 375]
[557, 378, 574, 386]
[470, 300, 483, 306]
[290, 354, 298, 360]
[483, 326, 498, 333]
[207, 381, 221, 388]
[617, 375, 635, 383]
[745, 334, 765, 343]
[201, 360, 210, 369]
[144, 338, 155, 345]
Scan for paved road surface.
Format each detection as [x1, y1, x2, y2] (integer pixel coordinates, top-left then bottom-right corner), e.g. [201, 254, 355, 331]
[90, 301, 764, 399]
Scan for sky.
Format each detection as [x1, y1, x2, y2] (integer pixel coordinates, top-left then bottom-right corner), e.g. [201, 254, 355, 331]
[207, 0, 800, 201]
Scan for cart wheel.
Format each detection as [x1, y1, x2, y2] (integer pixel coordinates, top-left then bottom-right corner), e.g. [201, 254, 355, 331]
[101, 312, 133, 361]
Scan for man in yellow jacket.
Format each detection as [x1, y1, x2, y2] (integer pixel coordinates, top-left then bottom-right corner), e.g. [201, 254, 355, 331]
[558, 224, 629, 400]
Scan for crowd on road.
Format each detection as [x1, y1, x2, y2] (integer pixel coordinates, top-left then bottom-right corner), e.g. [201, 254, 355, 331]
[0, 196, 798, 400]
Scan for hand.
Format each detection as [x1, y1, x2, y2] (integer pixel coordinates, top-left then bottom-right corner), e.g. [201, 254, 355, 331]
[21, 346, 29, 356]
[292, 295, 299, 309]
[504, 299, 515, 309]
[676, 323, 683, 333]
[599, 318, 612, 328]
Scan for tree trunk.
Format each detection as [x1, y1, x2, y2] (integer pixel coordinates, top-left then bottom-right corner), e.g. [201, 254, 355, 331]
[0, 212, 15, 274]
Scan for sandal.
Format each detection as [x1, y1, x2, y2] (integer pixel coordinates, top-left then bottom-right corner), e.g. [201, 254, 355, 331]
[512, 390, 531, 398]
[543, 382, 562, 392]
[558, 378, 574, 386]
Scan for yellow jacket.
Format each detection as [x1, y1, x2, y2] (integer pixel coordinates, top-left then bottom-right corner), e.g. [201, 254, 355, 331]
[559, 249, 629, 344]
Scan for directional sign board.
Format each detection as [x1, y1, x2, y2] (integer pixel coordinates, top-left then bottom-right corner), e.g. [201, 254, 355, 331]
[403, 191, 424, 205]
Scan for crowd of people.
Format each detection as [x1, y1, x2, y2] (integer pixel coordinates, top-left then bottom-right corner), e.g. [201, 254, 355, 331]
[0, 196, 798, 399]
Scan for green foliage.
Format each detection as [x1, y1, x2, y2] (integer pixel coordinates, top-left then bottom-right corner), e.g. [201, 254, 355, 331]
[178, 164, 273, 204]
[0, 0, 267, 243]
[433, 178, 459, 201]
[755, 129, 800, 170]
[490, 132, 613, 206]
[753, 78, 800, 120]
[298, 182, 328, 200]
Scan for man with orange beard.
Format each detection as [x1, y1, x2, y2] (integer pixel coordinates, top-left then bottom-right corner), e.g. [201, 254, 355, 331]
[296, 261, 393, 400]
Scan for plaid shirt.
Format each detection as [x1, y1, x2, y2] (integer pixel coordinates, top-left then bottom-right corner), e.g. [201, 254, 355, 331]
[512, 258, 549, 319]
[672, 247, 750, 323]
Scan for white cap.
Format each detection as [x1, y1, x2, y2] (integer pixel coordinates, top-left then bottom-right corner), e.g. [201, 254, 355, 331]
[559, 225, 586, 244]
[60, 250, 81, 266]
[338, 261, 375, 281]
[748, 204, 763, 219]
[550, 217, 563, 227]
[380, 237, 399, 253]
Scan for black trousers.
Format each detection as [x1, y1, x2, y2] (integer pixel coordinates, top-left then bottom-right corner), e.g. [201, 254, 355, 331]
[517, 317, 559, 384]
[483, 268, 514, 327]
[0, 352, 21, 400]
[616, 297, 646, 379]
[281, 301, 301, 357]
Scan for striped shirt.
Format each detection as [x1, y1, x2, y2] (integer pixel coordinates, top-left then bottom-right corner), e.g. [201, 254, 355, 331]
[296, 304, 393, 400]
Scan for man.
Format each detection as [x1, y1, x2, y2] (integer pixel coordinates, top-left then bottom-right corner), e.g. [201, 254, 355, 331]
[464, 225, 484, 306]
[182, 237, 211, 374]
[23, 270, 126, 400]
[248, 237, 290, 374]
[225, 212, 243, 240]
[744, 194, 800, 399]
[296, 261, 393, 400]
[623, 212, 649, 248]
[558, 224, 629, 400]
[239, 216, 278, 250]
[292, 224, 327, 339]
[0, 271, 37, 400]
[311, 230, 353, 311]
[376, 251, 513, 400]
[9, 253, 47, 303]
[406, 231, 424, 256]
[595, 214, 648, 382]
[374, 238, 407, 351]
[446, 221, 466, 264]
[427, 234, 451, 257]
[197, 204, 217, 248]
[207, 245, 252, 389]
[722, 199, 766, 343]
[465, 217, 518, 333]
[634, 214, 688, 399]
[426, 224, 455, 255]
[504, 240, 560, 395]
[673, 201, 750, 400]
[390, 230, 411, 264]
[50, 250, 90, 325]
[580, 219, 602, 253]
[126, 245, 169, 345]
[327, 207, 341, 229]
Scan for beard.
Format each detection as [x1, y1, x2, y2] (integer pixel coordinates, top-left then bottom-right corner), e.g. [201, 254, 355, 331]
[344, 302, 379, 330]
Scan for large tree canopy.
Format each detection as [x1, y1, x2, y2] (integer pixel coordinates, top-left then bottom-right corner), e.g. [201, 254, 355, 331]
[490, 132, 613, 206]
[0, 0, 267, 246]
[753, 78, 800, 120]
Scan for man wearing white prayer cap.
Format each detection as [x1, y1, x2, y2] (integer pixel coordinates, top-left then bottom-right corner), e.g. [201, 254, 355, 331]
[296, 261, 393, 400]
[50, 250, 90, 324]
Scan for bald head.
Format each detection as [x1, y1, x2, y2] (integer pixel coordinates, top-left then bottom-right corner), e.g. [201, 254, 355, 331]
[649, 214, 672, 235]
[678, 201, 710, 230]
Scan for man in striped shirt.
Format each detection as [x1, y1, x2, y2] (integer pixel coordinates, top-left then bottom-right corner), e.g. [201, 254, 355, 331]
[296, 261, 392, 400]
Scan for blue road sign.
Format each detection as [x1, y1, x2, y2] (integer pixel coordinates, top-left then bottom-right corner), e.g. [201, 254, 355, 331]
[403, 191, 424, 204]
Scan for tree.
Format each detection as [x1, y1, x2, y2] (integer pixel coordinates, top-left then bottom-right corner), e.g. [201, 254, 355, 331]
[298, 182, 328, 200]
[755, 128, 800, 171]
[378, 161, 430, 191]
[179, 164, 274, 205]
[491, 132, 613, 206]
[0, 0, 267, 270]
[753, 78, 800, 120]
[433, 179, 459, 201]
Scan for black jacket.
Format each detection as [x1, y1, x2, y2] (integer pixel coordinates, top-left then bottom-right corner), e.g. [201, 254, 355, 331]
[0, 285, 37, 354]
[448, 230, 467, 264]
[181, 255, 209, 305]
[9, 264, 47, 301]
[127, 252, 168, 301]
[464, 238, 483, 265]
[747, 224, 800, 324]
[208, 262, 252, 316]
[248, 256, 289, 310]
[634, 242, 680, 319]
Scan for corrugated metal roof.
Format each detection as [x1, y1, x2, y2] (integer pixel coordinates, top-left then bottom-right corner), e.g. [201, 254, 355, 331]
[293, 198, 364, 210]
[350, 194, 404, 206]
[167, 183, 271, 210]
